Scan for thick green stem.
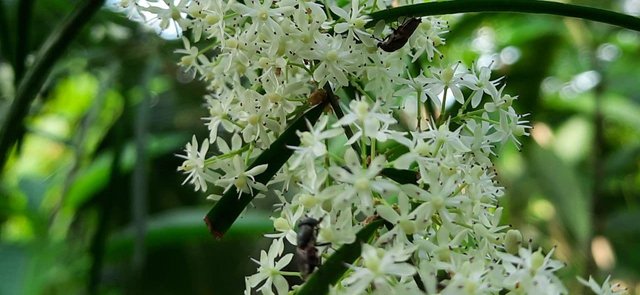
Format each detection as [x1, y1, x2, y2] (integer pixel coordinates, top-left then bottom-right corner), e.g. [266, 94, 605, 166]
[366, 0, 640, 32]
[0, 0, 105, 173]
[15, 0, 35, 84]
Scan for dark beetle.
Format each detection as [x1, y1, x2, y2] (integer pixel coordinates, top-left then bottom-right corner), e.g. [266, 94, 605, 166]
[296, 217, 322, 279]
[377, 17, 422, 52]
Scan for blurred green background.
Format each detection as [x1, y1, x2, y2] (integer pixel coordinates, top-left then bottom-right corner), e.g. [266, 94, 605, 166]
[0, 0, 639, 294]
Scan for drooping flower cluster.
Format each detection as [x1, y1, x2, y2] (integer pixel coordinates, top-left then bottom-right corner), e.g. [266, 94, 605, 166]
[121, 0, 625, 294]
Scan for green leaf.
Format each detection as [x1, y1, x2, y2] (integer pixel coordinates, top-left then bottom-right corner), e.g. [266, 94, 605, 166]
[204, 102, 327, 238]
[528, 144, 591, 246]
[296, 219, 384, 295]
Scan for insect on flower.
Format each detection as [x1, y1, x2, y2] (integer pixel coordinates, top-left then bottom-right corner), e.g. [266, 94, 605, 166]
[308, 88, 327, 105]
[377, 17, 422, 52]
[296, 217, 325, 279]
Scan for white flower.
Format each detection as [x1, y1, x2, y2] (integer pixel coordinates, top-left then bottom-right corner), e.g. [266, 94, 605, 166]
[497, 107, 531, 147]
[215, 155, 268, 198]
[310, 34, 361, 88]
[333, 98, 397, 144]
[232, 0, 288, 37]
[441, 259, 497, 295]
[248, 239, 294, 295]
[177, 135, 217, 192]
[288, 115, 342, 170]
[376, 193, 421, 235]
[577, 275, 627, 295]
[342, 244, 416, 294]
[317, 208, 357, 246]
[175, 37, 209, 78]
[330, 0, 374, 46]
[394, 70, 431, 104]
[202, 0, 230, 41]
[139, 0, 190, 33]
[265, 205, 304, 245]
[460, 63, 502, 108]
[424, 62, 467, 105]
[409, 17, 448, 62]
[328, 148, 397, 215]
[498, 246, 567, 294]
[204, 95, 237, 144]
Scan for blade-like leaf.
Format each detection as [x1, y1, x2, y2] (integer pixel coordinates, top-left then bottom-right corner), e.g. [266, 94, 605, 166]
[528, 144, 591, 246]
[204, 101, 327, 238]
[296, 219, 384, 295]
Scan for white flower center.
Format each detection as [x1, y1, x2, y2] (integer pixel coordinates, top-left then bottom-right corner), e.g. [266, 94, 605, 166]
[234, 175, 248, 190]
[326, 50, 339, 62]
[258, 9, 269, 21]
[442, 67, 454, 84]
[300, 193, 317, 208]
[225, 38, 239, 49]
[273, 217, 290, 232]
[205, 14, 220, 25]
[530, 250, 545, 273]
[399, 219, 416, 235]
[258, 57, 270, 69]
[248, 114, 260, 125]
[171, 7, 181, 21]
[300, 132, 314, 147]
[319, 228, 333, 242]
[180, 55, 195, 67]
[266, 92, 281, 104]
[415, 142, 430, 156]
[364, 255, 381, 273]
[355, 101, 370, 120]
[431, 195, 444, 210]
[354, 177, 370, 191]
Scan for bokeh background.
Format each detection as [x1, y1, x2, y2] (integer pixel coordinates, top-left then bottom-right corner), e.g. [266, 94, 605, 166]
[0, 0, 639, 294]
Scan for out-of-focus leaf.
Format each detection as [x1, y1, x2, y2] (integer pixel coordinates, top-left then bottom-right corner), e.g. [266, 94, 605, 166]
[106, 208, 271, 259]
[0, 244, 28, 295]
[45, 73, 97, 117]
[605, 210, 640, 273]
[604, 145, 640, 176]
[296, 219, 384, 295]
[607, 210, 640, 235]
[64, 153, 112, 209]
[552, 116, 592, 164]
[545, 93, 640, 128]
[528, 144, 591, 246]
[64, 133, 189, 209]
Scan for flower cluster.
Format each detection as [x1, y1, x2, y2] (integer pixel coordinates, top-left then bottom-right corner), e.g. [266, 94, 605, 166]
[121, 0, 625, 294]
